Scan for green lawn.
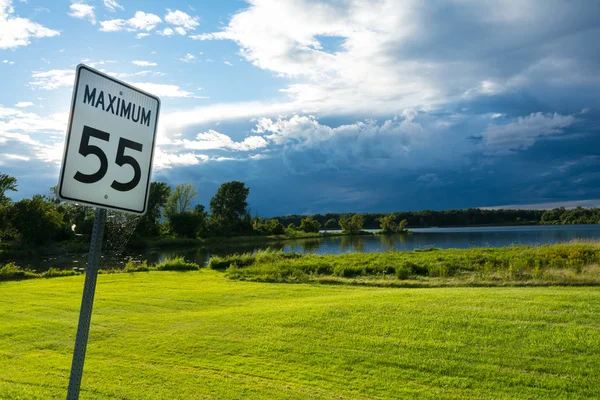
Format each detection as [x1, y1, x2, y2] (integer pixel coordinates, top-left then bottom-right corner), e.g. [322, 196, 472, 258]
[1, 270, 599, 399]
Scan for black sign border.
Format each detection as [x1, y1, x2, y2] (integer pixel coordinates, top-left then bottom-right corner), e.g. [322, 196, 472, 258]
[57, 64, 160, 215]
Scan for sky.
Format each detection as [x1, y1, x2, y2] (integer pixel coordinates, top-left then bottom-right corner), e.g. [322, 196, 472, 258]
[1, 0, 600, 216]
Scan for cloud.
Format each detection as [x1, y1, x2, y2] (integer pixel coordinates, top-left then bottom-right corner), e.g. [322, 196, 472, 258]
[68, 2, 96, 25]
[175, 130, 268, 151]
[103, 0, 123, 12]
[14, 102, 34, 108]
[162, 28, 174, 36]
[130, 82, 195, 98]
[0, 0, 59, 49]
[165, 9, 199, 32]
[174, 27, 186, 36]
[254, 113, 426, 172]
[80, 58, 117, 68]
[188, 0, 600, 120]
[153, 149, 205, 170]
[29, 69, 74, 90]
[136, 33, 149, 39]
[100, 11, 161, 33]
[224, 61, 233, 66]
[0, 105, 67, 164]
[481, 112, 577, 154]
[179, 53, 196, 63]
[132, 60, 157, 67]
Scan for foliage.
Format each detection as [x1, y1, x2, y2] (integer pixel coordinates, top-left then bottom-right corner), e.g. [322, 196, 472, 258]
[339, 214, 364, 234]
[0, 262, 37, 280]
[399, 218, 408, 231]
[136, 182, 172, 237]
[11, 195, 66, 245]
[378, 214, 409, 233]
[0, 173, 18, 242]
[165, 183, 197, 217]
[210, 181, 251, 235]
[273, 208, 566, 229]
[169, 211, 208, 238]
[154, 256, 199, 271]
[0, 173, 17, 205]
[209, 248, 302, 270]
[299, 216, 321, 233]
[222, 241, 600, 286]
[253, 218, 285, 235]
[324, 218, 339, 230]
[0, 263, 79, 281]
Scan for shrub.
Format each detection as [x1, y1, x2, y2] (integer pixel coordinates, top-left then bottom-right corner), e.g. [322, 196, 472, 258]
[155, 256, 199, 271]
[0, 263, 37, 281]
[41, 268, 79, 278]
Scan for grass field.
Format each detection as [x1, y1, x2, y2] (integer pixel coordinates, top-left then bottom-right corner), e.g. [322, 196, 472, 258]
[1, 270, 599, 399]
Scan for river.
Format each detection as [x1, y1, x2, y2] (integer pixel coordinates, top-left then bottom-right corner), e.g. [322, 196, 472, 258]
[22, 224, 600, 271]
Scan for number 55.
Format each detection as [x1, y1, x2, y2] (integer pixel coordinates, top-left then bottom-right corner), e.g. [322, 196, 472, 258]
[74, 125, 143, 192]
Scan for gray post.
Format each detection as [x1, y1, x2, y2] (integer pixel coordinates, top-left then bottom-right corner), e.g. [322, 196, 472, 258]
[67, 207, 106, 400]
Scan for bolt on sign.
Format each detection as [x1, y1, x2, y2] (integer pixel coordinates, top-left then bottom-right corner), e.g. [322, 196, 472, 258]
[58, 64, 160, 215]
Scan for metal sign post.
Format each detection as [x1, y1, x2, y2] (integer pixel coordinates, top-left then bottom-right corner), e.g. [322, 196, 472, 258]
[57, 64, 160, 399]
[66, 207, 106, 400]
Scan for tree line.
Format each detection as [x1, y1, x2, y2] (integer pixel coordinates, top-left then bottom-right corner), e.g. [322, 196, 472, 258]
[274, 207, 600, 229]
[1, 171, 600, 247]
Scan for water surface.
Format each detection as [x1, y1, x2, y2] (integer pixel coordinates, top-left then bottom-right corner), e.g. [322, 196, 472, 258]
[23, 224, 600, 271]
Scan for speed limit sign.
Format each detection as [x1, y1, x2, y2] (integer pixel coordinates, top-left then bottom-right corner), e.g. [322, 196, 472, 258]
[58, 64, 160, 215]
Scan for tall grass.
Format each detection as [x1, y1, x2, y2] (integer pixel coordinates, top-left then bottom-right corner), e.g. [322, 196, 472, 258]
[0, 257, 200, 282]
[0, 263, 79, 281]
[215, 242, 600, 287]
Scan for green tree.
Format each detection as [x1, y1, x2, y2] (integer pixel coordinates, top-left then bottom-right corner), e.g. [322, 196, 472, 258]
[339, 214, 364, 234]
[0, 173, 17, 204]
[324, 218, 339, 230]
[299, 216, 321, 233]
[11, 195, 65, 245]
[136, 182, 172, 237]
[210, 181, 250, 235]
[0, 173, 17, 241]
[398, 219, 408, 232]
[166, 184, 197, 217]
[378, 213, 398, 233]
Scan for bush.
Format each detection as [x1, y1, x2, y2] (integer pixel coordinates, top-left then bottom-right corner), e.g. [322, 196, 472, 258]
[0, 263, 37, 281]
[11, 195, 65, 245]
[155, 256, 199, 271]
[299, 216, 321, 233]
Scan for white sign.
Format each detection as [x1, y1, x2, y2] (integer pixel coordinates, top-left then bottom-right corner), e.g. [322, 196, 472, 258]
[58, 64, 160, 215]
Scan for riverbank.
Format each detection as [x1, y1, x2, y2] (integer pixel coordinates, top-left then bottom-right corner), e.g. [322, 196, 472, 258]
[210, 241, 600, 287]
[0, 230, 377, 262]
[3, 241, 600, 287]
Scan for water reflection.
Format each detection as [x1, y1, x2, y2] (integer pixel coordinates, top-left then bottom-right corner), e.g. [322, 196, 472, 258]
[17, 224, 600, 271]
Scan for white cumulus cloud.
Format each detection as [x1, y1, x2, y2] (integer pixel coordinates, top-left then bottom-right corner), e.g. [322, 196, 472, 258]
[68, 2, 96, 25]
[14, 102, 34, 108]
[100, 11, 161, 33]
[0, 0, 59, 49]
[165, 9, 199, 30]
[29, 69, 75, 90]
[130, 82, 195, 98]
[175, 130, 268, 151]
